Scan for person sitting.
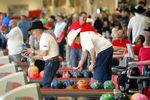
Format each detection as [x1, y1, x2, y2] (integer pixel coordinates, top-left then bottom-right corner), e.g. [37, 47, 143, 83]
[132, 35, 145, 56]
[129, 27, 150, 75]
[112, 29, 130, 52]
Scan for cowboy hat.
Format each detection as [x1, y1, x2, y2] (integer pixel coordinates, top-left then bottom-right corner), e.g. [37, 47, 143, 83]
[134, 6, 146, 14]
[67, 28, 81, 46]
[28, 20, 47, 31]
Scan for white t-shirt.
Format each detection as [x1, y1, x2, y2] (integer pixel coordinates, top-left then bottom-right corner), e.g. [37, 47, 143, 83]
[53, 22, 66, 38]
[80, 31, 112, 55]
[6, 27, 24, 55]
[128, 13, 147, 43]
[40, 31, 59, 61]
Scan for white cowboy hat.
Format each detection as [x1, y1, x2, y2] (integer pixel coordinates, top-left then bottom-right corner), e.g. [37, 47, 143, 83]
[67, 28, 81, 46]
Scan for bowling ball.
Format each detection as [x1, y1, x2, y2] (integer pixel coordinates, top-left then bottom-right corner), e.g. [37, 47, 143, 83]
[115, 93, 129, 100]
[25, 43, 31, 48]
[28, 66, 39, 73]
[82, 70, 93, 78]
[28, 70, 39, 79]
[130, 93, 148, 100]
[26, 58, 31, 62]
[90, 81, 103, 89]
[100, 93, 115, 100]
[20, 44, 27, 51]
[51, 80, 64, 89]
[130, 93, 140, 100]
[55, 71, 62, 78]
[77, 80, 89, 89]
[72, 70, 82, 78]
[63, 80, 74, 88]
[20, 43, 30, 51]
[133, 94, 148, 100]
[66, 85, 74, 89]
[145, 68, 150, 76]
[62, 71, 72, 78]
[103, 80, 115, 89]
[40, 70, 44, 78]
[21, 57, 27, 62]
[31, 66, 39, 72]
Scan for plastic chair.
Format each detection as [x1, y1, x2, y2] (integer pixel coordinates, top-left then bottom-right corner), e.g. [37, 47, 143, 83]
[0, 56, 9, 64]
[0, 51, 4, 56]
[0, 63, 17, 74]
[0, 72, 27, 96]
[0, 83, 42, 100]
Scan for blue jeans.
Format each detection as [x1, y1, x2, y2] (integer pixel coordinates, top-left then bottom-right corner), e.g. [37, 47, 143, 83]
[69, 48, 82, 67]
[41, 58, 60, 100]
[41, 59, 60, 87]
[69, 48, 88, 70]
[93, 47, 113, 83]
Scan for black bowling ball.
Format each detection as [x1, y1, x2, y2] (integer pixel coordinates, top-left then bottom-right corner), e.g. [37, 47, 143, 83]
[115, 93, 129, 100]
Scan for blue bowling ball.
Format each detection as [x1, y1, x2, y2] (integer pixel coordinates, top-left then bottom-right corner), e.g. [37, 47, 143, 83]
[145, 68, 150, 76]
[51, 80, 64, 89]
[63, 80, 74, 88]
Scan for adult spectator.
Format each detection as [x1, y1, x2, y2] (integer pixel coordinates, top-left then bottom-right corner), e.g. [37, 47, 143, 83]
[127, 6, 146, 43]
[2, 12, 11, 28]
[3, 20, 24, 62]
[112, 29, 130, 52]
[40, 13, 47, 25]
[18, 15, 30, 43]
[67, 12, 96, 69]
[53, 14, 66, 58]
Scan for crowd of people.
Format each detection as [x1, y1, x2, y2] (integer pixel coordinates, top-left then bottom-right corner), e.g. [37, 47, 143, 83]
[0, 1, 150, 100]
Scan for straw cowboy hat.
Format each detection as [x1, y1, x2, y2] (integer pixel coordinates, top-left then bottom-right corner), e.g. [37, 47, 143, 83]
[67, 28, 81, 46]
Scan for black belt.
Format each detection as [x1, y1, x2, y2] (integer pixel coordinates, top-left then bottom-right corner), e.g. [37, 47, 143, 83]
[46, 56, 59, 62]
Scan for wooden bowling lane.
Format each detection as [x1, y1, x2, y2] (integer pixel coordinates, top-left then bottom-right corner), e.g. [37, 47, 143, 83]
[40, 88, 114, 97]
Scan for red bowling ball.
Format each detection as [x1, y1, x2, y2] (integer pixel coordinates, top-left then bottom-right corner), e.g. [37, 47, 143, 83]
[40, 70, 44, 78]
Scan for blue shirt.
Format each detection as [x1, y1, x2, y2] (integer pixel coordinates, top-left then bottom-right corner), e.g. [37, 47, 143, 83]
[18, 21, 30, 40]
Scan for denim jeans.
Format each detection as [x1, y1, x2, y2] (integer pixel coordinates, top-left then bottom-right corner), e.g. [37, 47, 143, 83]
[69, 48, 87, 70]
[69, 48, 82, 67]
[41, 58, 60, 100]
[41, 59, 60, 87]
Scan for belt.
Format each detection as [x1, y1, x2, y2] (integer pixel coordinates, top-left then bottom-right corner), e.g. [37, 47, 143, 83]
[46, 56, 59, 62]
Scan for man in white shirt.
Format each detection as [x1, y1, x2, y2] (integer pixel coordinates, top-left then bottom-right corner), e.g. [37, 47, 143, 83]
[4, 19, 24, 62]
[68, 30, 113, 83]
[53, 15, 66, 39]
[26, 20, 59, 100]
[127, 6, 147, 43]
[53, 15, 66, 58]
